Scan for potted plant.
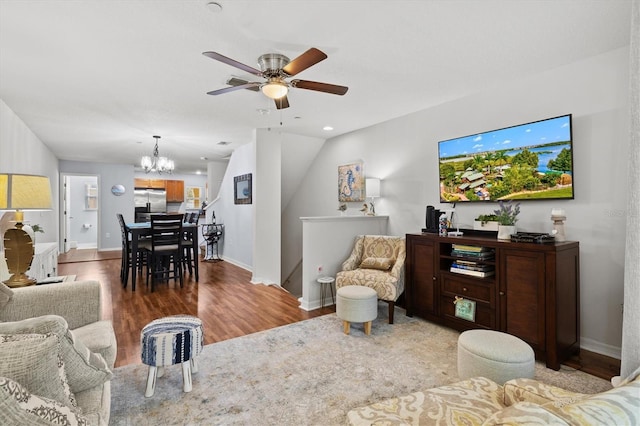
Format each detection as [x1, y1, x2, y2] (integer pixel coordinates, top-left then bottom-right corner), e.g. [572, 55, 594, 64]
[493, 201, 520, 240]
[473, 214, 500, 231]
[22, 223, 44, 243]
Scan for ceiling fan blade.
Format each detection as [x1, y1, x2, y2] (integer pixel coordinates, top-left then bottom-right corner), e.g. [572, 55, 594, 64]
[206, 82, 260, 96]
[275, 96, 290, 110]
[203, 51, 263, 76]
[291, 79, 349, 95]
[227, 77, 260, 92]
[282, 48, 327, 76]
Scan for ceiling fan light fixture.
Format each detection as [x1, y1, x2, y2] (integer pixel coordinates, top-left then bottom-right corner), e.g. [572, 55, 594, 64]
[261, 81, 288, 100]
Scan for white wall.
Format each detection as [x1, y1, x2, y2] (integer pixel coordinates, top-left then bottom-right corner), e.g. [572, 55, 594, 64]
[283, 46, 631, 358]
[0, 99, 59, 246]
[206, 141, 255, 270]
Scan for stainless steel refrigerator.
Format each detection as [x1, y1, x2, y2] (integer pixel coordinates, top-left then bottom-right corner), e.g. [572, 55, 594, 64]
[134, 189, 167, 213]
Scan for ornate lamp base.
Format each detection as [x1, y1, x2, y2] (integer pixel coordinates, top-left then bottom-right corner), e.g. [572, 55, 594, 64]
[3, 227, 36, 288]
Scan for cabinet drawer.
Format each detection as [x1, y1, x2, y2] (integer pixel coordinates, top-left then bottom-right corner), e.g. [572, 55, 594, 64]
[441, 273, 494, 304]
[440, 295, 495, 329]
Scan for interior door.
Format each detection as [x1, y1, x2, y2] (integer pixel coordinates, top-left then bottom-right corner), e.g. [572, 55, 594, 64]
[63, 176, 71, 252]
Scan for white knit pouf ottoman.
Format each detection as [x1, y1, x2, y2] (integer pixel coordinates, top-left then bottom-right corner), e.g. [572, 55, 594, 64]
[336, 285, 378, 335]
[457, 329, 535, 385]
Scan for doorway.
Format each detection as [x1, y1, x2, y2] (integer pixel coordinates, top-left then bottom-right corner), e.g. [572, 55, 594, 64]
[61, 174, 99, 253]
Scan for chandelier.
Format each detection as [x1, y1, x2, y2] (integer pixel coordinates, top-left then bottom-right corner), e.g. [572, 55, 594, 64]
[141, 135, 174, 174]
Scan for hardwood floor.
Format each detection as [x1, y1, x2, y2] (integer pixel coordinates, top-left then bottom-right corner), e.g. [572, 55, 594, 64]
[58, 253, 334, 368]
[58, 250, 620, 381]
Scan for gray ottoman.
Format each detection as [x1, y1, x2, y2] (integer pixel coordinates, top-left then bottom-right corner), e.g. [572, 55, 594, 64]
[336, 285, 377, 335]
[457, 329, 535, 385]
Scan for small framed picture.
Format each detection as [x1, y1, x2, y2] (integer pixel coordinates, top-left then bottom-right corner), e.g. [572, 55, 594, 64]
[234, 174, 252, 205]
[454, 297, 476, 322]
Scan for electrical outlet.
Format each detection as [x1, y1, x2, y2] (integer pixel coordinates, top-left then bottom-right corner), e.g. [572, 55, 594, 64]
[105, 232, 110, 238]
[317, 265, 323, 274]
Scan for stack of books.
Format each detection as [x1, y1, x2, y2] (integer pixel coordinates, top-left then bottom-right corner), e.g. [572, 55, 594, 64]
[450, 244, 495, 277]
[450, 244, 495, 260]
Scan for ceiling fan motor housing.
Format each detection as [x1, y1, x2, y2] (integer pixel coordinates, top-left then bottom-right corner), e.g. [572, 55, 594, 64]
[258, 53, 290, 76]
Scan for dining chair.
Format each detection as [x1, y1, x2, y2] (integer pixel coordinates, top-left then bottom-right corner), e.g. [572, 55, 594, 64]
[116, 213, 149, 288]
[145, 214, 184, 292]
[181, 213, 200, 278]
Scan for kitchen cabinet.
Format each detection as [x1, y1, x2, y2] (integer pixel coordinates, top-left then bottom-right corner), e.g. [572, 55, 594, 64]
[405, 232, 580, 370]
[134, 178, 165, 189]
[165, 180, 184, 202]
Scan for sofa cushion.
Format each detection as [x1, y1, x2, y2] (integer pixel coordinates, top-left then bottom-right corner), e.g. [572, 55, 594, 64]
[359, 257, 394, 271]
[0, 376, 88, 426]
[0, 315, 113, 393]
[0, 281, 12, 309]
[540, 375, 640, 426]
[75, 380, 111, 426]
[481, 401, 570, 425]
[0, 333, 77, 409]
[72, 320, 117, 369]
[348, 377, 506, 426]
[503, 378, 589, 406]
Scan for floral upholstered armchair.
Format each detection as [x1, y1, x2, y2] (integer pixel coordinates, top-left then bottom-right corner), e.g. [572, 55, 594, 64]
[336, 235, 406, 324]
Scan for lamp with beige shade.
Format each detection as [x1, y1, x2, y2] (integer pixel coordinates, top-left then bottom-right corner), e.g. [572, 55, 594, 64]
[0, 173, 52, 287]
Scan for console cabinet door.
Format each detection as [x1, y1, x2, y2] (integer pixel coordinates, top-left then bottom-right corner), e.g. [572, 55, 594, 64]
[499, 249, 546, 354]
[406, 236, 438, 319]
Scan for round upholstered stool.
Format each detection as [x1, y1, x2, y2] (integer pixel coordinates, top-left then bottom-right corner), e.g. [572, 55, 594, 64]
[336, 285, 378, 335]
[457, 329, 535, 385]
[141, 315, 204, 397]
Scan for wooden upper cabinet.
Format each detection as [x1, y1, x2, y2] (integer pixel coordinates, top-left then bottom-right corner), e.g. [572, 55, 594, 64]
[165, 180, 184, 202]
[134, 178, 166, 189]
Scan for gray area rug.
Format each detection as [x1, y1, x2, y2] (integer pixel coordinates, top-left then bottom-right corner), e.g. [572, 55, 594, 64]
[110, 304, 611, 425]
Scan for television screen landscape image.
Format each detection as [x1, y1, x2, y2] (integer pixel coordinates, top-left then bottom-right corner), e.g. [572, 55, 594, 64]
[438, 114, 574, 202]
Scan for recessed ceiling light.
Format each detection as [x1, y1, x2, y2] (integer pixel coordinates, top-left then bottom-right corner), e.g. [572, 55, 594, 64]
[257, 108, 271, 115]
[200, 156, 208, 160]
[323, 126, 334, 131]
[217, 141, 231, 145]
[196, 170, 202, 175]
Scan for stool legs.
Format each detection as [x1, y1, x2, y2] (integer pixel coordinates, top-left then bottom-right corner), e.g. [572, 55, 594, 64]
[182, 361, 192, 393]
[364, 321, 372, 335]
[343, 320, 350, 335]
[145, 366, 158, 398]
[342, 320, 373, 335]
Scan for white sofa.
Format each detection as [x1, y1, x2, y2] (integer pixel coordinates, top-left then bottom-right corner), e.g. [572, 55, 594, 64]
[0, 280, 117, 425]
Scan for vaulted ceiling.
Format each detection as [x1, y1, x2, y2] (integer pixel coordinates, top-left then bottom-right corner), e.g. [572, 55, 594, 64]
[0, 1, 632, 174]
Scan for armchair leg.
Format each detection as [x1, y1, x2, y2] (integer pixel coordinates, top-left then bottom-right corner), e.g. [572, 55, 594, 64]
[388, 301, 395, 324]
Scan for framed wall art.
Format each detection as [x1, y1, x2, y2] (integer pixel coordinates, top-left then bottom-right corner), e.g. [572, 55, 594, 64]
[338, 162, 365, 202]
[234, 174, 252, 205]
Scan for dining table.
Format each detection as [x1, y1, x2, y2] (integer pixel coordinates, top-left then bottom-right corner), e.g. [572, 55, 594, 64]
[126, 221, 199, 291]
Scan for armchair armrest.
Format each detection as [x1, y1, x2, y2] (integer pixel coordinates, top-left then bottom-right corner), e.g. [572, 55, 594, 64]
[341, 236, 364, 271]
[503, 378, 589, 407]
[0, 280, 102, 330]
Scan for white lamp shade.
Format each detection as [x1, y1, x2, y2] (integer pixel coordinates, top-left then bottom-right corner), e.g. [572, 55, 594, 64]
[366, 178, 381, 198]
[261, 81, 289, 99]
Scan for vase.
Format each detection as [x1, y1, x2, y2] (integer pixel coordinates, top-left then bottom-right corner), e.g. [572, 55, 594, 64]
[497, 225, 516, 240]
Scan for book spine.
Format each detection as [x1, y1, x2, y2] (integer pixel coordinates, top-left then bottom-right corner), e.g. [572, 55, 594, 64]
[450, 267, 495, 277]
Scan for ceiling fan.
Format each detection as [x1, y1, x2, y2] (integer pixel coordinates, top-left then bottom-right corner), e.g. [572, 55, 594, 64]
[202, 47, 348, 109]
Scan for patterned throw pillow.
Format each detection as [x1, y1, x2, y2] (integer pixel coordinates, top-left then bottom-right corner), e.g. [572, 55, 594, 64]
[0, 315, 113, 393]
[0, 333, 77, 409]
[0, 376, 88, 426]
[359, 257, 394, 271]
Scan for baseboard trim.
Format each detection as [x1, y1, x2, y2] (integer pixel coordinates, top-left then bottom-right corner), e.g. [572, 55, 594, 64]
[580, 337, 621, 360]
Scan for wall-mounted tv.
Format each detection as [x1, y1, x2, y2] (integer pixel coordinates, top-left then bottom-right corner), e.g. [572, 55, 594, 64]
[438, 114, 574, 203]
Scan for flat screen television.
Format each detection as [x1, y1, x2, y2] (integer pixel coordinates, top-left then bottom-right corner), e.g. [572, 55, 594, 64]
[438, 114, 574, 202]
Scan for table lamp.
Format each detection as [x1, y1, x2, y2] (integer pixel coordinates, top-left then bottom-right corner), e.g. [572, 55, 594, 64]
[0, 173, 52, 287]
[365, 178, 381, 216]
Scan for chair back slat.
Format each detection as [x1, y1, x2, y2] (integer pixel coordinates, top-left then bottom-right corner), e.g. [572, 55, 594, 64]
[150, 214, 183, 250]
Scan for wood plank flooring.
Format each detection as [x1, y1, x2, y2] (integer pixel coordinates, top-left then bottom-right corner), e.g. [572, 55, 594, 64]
[57, 249, 620, 380]
[58, 253, 334, 368]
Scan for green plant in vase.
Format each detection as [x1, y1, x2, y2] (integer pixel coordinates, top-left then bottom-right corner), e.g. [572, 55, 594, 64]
[493, 201, 521, 225]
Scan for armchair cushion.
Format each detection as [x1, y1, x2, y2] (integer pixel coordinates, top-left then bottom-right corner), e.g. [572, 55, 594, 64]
[359, 257, 394, 271]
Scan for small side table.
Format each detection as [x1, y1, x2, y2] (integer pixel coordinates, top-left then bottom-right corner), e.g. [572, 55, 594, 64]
[317, 276, 335, 307]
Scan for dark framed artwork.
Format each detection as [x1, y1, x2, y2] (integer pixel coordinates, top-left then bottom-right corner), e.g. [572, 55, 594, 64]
[234, 174, 252, 204]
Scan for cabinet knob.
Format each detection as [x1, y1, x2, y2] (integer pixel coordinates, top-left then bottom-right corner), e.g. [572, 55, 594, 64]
[462, 287, 468, 292]
[432, 276, 436, 281]
[499, 291, 505, 296]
